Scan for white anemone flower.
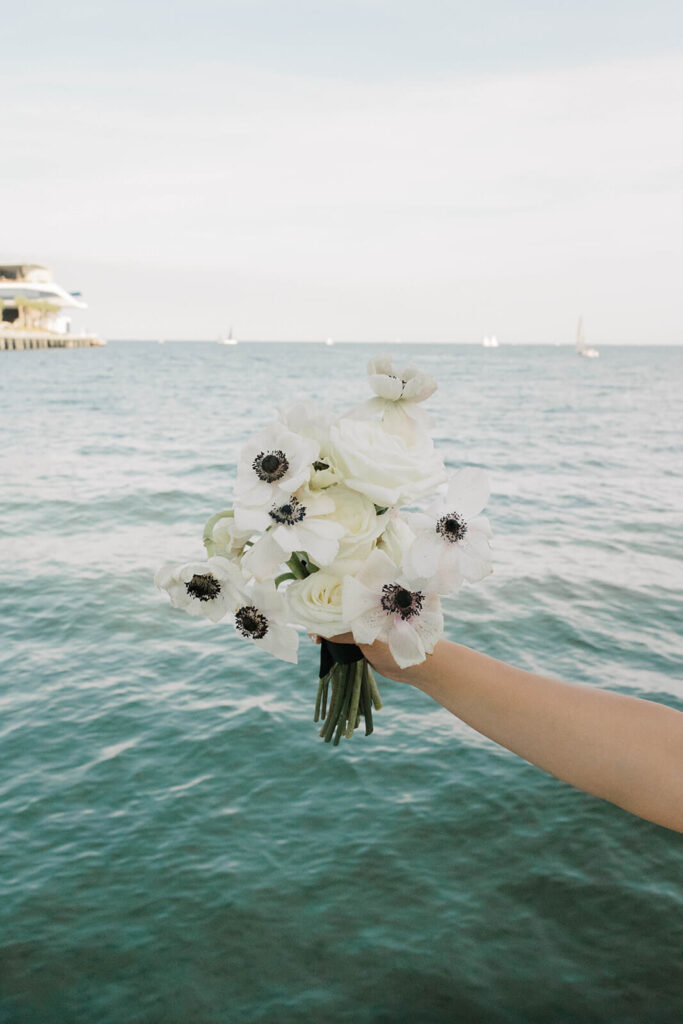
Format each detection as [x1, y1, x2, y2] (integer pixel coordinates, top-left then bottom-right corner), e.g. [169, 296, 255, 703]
[347, 355, 438, 443]
[342, 549, 443, 669]
[154, 556, 245, 623]
[238, 488, 345, 581]
[230, 580, 299, 663]
[404, 467, 493, 595]
[235, 421, 319, 507]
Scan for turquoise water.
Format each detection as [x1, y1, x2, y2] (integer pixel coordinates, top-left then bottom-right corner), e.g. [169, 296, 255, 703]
[1, 342, 681, 1023]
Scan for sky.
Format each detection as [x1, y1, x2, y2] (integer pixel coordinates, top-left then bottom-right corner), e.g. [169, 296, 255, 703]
[2, 1, 683, 343]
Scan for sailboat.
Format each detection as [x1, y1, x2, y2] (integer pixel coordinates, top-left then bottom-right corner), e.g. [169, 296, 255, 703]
[325, 337, 334, 347]
[218, 326, 238, 346]
[481, 335, 499, 348]
[575, 317, 598, 358]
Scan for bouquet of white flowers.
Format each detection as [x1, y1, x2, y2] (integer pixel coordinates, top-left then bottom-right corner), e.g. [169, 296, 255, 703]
[155, 355, 493, 745]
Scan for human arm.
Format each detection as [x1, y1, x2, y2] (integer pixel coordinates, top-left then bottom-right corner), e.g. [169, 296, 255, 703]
[323, 635, 683, 833]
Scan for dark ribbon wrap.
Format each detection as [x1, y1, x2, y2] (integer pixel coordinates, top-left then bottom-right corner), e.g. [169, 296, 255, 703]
[319, 638, 364, 679]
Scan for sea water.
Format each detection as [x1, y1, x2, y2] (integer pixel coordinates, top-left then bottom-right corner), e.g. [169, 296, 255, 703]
[1, 342, 681, 1023]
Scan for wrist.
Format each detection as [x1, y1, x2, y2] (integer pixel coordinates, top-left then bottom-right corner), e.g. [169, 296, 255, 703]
[403, 638, 456, 691]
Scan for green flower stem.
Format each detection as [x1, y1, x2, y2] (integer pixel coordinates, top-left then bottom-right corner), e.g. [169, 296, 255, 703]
[321, 674, 330, 718]
[314, 676, 325, 722]
[202, 509, 234, 557]
[362, 684, 373, 735]
[361, 662, 374, 735]
[273, 572, 296, 587]
[369, 670, 383, 710]
[333, 666, 355, 746]
[286, 552, 308, 579]
[321, 668, 344, 742]
[345, 662, 364, 739]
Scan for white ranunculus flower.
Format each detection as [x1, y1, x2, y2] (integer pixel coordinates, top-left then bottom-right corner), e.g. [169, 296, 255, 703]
[278, 402, 332, 448]
[404, 467, 493, 594]
[319, 484, 386, 563]
[329, 419, 446, 507]
[342, 549, 443, 669]
[286, 571, 348, 636]
[235, 420, 319, 507]
[230, 580, 299, 663]
[209, 513, 253, 559]
[238, 487, 345, 580]
[278, 403, 343, 490]
[367, 354, 437, 404]
[376, 511, 416, 567]
[154, 556, 245, 623]
[346, 355, 438, 443]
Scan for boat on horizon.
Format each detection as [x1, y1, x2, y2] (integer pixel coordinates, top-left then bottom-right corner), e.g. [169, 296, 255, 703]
[482, 335, 499, 348]
[218, 327, 238, 345]
[575, 317, 599, 358]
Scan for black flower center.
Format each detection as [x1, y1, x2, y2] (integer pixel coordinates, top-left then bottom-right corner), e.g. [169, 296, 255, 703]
[380, 583, 424, 620]
[436, 512, 468, 543]
[185, 573, 222, 602]
[253, 449, 289, 483]
[235, 605, 269, 640]
[269, 497, 307, 525]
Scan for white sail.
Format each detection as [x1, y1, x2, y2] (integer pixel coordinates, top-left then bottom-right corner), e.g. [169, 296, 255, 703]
[575, 316, 598, 358]
[575, 317, 586, 353]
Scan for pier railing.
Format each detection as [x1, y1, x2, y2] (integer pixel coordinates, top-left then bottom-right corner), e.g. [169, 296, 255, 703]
[0, 332, 105, 351]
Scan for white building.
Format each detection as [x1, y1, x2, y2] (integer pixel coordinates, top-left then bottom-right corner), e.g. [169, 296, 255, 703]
[0, 263, 87, 335]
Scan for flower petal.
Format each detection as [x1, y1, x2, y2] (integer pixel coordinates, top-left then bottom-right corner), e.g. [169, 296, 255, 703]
[446, 468, 490, 520]
[387, 618, 426, 669]
[301, 530, 339, 567]
[355, 548, 399, 592]
[404, 531, 443, 581]
[342, 577, 379, 623]
[257, 622, 299, 664]
[242, 533, 287, 581]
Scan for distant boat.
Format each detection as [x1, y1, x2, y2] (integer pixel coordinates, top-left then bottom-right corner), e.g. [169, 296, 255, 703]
[157, 338, 165, 345]
[575, 317, 598, 358]
[482, 335, 499, 348]
[325, 337, 334, 347]
[218, 327, 238, 346]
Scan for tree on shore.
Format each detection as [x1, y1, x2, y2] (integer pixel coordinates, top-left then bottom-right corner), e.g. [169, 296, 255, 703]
[12, 296, 61, 330]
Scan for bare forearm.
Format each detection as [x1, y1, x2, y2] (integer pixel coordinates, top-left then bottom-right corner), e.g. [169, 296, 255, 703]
[403, 641, 683, 832]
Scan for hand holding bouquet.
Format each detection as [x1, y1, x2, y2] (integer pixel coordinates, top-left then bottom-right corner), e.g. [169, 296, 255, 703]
[155, 355, 493, 745]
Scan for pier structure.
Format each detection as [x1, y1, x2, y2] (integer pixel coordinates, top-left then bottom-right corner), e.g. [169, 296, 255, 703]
[0, 332, 104, 350]
[0, 262, 105, 351]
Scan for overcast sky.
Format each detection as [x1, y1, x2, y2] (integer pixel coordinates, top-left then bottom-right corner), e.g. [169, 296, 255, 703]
[2, 1, 682, 342]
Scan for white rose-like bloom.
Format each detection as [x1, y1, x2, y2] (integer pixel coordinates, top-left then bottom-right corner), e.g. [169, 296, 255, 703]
[238, 488, 345, 580]
[235, 420, 319, 507]
[278, 402, 342, 490]
[376, 511, 416, 567]
[319, 484, 386, 563]
[209, 514, 253, 559]
[404, 467, 493, 595]
[154, 556, 245, 623]
[230, 580, 299, 663]
[342, 549, 443, 669]
[285, 571, 348, 636]
[329, 419, 446, 507]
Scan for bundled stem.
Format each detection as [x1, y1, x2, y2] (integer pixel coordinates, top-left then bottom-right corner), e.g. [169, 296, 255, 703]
[317, 658, 381, 744]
